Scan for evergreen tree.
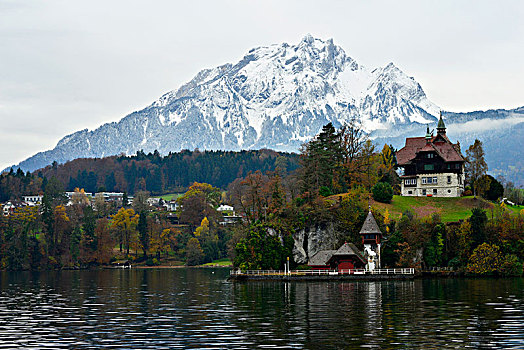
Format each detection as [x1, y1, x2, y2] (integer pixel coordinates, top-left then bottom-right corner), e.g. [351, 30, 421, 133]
[104, 172, 116, 192]
[300, 123, 343, 196]
[82, 206, 97, 260]
[122, 191, 129, 207]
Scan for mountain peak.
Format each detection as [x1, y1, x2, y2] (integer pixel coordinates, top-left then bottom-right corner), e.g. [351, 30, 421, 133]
[301, 33, 315, 45]
[384, 62, 399, 70]
[11, 36, 442, 172]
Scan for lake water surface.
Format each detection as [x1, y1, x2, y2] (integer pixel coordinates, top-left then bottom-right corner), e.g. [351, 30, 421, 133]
[0, 268, 523, 349]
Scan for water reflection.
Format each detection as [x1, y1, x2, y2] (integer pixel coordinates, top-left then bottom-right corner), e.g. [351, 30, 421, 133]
[0, 270, 522, 349]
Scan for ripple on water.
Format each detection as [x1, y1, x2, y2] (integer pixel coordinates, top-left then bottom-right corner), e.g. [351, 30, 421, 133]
[1, 271, 523, 349]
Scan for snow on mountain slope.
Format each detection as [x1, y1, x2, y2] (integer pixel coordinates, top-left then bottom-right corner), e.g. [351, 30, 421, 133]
[12, 35, 442, 172]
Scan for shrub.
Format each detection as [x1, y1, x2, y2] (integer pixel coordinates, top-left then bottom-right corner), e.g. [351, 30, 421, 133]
[482, 175, 504, 201]
[319, 186, 332, 197]
[447, 257, 462, 269]
[294, 197, 305, 207]
[372, 182, 393, 203]
[498, 254, 523, 276]
[466, 243, 501, 275]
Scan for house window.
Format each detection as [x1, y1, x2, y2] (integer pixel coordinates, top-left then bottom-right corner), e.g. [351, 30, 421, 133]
[459, 176, 462, 185]
[427, 153, 434, 158]
[408, 190, 412, 194]
[433, 189, 437, 195]
[447, 176, 451, 184]
[447, 164, 451, 169]
[423, 177, 437, 184]
[448, 190, 451, 193]
[404, 178, 416, 185]
[424, 164, 434, 171]
[422, 189, 427, 196]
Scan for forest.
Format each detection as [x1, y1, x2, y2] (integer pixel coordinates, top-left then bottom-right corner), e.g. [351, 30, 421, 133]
[0, 149, 299, 201]
[0, 122, 523, 275]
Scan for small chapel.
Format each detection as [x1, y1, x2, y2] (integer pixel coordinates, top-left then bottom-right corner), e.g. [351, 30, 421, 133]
[395, 113, 466, 197]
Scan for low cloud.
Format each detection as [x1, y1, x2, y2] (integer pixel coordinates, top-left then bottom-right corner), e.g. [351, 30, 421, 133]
[448, 115, 524, 134]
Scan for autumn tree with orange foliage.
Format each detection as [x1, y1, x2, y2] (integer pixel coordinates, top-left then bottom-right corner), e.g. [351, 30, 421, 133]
[111, 207, 138, 255]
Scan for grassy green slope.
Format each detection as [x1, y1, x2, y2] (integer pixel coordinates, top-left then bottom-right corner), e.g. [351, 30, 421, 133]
[372, 195, 495, 222]
[154, 193, 182, 201]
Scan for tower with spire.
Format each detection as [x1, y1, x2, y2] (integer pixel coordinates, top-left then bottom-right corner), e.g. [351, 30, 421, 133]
[437, 111, 446, 135]
[359, 208, 383, 271]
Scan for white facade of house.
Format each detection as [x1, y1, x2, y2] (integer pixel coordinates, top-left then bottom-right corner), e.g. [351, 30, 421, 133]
[22, 195, 43, 204]
[217, 204, 234, 212]
[163, 201, 179, 211]
[401, 171, 465, 198]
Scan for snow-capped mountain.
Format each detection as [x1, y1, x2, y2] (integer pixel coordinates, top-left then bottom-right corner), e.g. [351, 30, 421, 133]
[9, 34, 524, 185]
[12, 35, 442, 172]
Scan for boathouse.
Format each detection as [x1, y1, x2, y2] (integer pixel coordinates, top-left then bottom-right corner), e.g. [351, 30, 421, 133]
[308, 243, 365, 271]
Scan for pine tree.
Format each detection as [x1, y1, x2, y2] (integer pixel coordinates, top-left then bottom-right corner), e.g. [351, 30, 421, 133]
[300, 123, 343, 197]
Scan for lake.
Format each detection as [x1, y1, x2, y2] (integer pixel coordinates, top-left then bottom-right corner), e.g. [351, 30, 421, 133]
[0, 268, 523, 349]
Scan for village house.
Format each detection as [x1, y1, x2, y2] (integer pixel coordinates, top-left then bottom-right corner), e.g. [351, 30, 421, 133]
[217, 204, 234, 212]
[163, 200, 179, 212]
[395, 113, 465, 197]
[22, 195, 43, 204]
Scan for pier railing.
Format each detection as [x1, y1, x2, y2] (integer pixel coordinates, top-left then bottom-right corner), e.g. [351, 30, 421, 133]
[230, 268, 415, 276]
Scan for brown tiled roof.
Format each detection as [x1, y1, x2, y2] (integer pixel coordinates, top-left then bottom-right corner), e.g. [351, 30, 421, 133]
[333, 243, 361, 256]
[330, 243, 366, 264]
[396, 135, 464, 166]
[433, 142, 465, 162]
[396, 137, 426, 165]
[359, 211, 382, 235]
[308, 250, 336, 265]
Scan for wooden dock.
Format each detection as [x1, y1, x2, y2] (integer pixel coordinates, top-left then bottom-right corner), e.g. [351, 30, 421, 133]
[228, 268, 415, 281]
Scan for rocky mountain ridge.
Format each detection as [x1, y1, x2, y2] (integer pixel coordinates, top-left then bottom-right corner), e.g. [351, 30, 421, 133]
[12, 35, 439, 172]
[6, 35, 523, 185]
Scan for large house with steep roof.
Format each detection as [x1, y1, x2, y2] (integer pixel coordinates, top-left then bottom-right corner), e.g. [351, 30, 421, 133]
[395, 113, 465, 197]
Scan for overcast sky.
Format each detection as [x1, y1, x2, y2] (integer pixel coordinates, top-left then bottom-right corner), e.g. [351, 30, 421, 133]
[1, 0, 523, 171]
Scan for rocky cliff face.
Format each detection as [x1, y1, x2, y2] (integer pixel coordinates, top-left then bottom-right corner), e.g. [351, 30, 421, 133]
[292, 222, 344, 264]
